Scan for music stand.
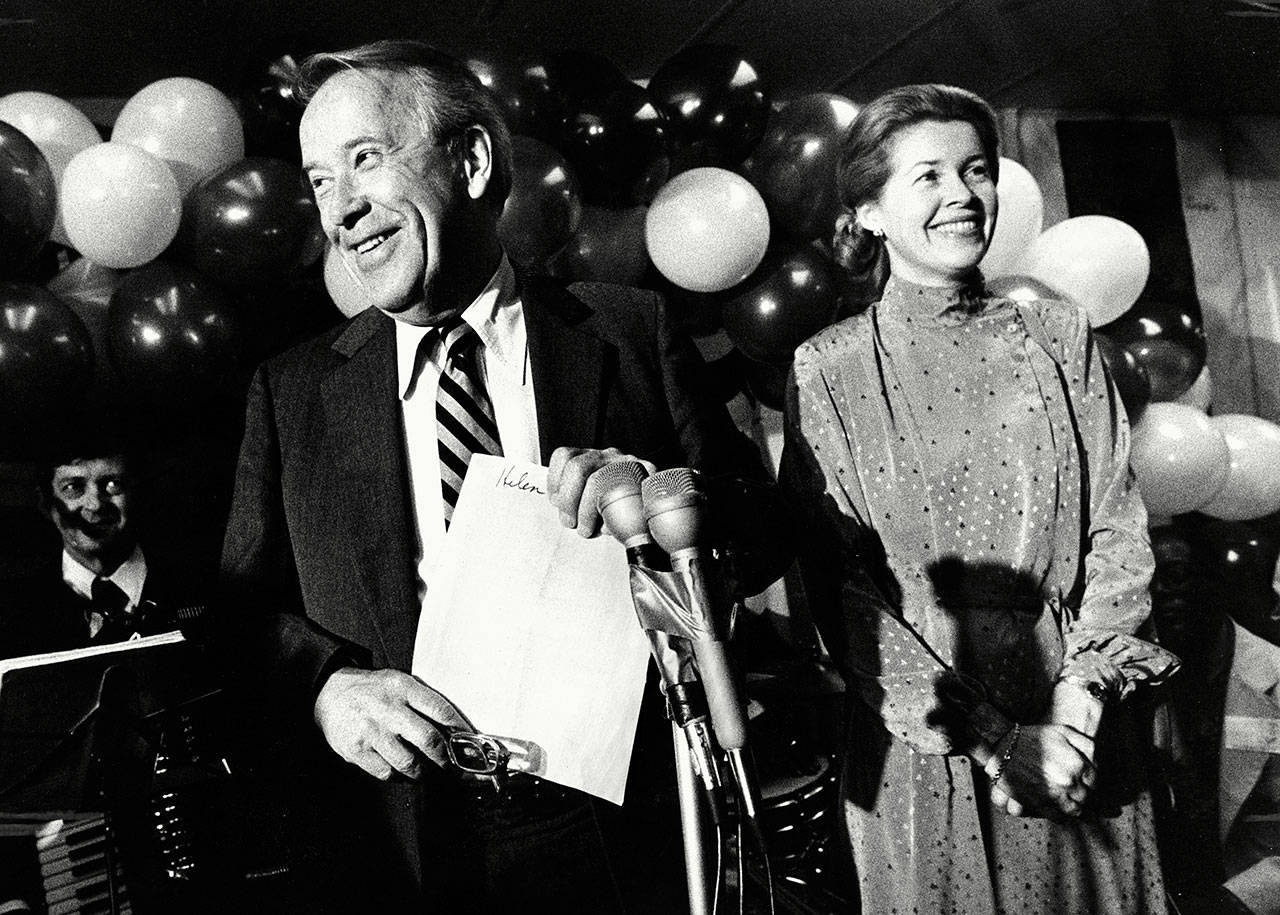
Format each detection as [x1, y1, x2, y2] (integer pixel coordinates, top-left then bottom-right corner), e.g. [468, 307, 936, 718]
[0, 633, 205, 914]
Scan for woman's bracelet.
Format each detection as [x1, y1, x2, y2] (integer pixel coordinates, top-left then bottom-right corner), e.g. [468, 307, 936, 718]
[988, 723, 1022, 786]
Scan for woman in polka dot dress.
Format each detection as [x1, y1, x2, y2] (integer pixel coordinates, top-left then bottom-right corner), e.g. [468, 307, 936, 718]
[781, 84, 1180, 914]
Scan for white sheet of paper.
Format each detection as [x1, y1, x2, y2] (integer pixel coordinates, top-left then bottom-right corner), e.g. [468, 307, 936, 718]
[411, 455, 650, 804]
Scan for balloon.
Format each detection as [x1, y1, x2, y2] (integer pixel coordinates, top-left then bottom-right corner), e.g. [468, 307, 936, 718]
[1176, 366, 1212, 412]
[60, 143, 181, 269]
[0, 92, 101, 246]
[1129, 402, 1230, 516]
[740, 93, 859, 242]
[468, 52, 561, 143]
[112, 77, 245, 197]
[554, 204, 649, 285]
[980, 158, 1044, 277]
[174, 157, 324, 287]
[1094, 332, 1151, 422]
[742, 355, 788, 411]
[722, 245, 839, 364]
[1199, 414, 1280, 521]
[107, 260, 244, 399]
[985, 274, 1066, 304]
[324, 244, 370, 318]
[556, 80, 670, 207]
[1021, 215, 1149, 327]
[1102, 299, 1207, 402]
[238, 54, 304, 163]
[0, 121, 56, 279]
[0, 282, 94, 444]
[646, 167, 769, 293]
[648, 44, 771, 170]
[496, 136, 582, 270]
[1194, 518, 1280, 642]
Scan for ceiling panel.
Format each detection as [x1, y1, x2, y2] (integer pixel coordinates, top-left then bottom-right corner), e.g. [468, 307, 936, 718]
[0, 0, 1276, 115]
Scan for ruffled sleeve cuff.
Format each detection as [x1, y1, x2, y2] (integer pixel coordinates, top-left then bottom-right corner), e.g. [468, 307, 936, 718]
[1059, 632, 1181, 703]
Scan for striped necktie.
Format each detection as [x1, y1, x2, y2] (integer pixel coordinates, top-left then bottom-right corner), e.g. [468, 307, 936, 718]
[434, 317, 502, 526]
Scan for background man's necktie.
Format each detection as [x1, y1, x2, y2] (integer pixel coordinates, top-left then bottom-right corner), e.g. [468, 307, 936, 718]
[91, 575, 136, 642]
[434, 318, 502, 527]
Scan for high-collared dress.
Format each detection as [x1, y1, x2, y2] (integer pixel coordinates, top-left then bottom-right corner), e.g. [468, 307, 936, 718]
[783, 275, 1173, 913]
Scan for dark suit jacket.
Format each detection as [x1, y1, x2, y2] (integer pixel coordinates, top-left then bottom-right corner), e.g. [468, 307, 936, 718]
[218, 278, 763, 905]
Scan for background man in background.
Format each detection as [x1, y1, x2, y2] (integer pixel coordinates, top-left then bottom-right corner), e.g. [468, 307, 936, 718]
[1148, 526, 1280, 915]
[218, 39, 764, 913]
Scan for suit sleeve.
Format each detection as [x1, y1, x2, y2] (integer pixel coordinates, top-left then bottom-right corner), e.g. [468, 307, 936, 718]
[650, 290, 766, 481]
[218, 363, 364, 718]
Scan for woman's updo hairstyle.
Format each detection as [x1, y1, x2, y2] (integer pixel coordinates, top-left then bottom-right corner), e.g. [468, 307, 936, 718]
[831, 84, 1000, 279]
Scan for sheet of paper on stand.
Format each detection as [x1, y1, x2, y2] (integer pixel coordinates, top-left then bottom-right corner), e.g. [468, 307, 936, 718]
[411, 455, 651, 805]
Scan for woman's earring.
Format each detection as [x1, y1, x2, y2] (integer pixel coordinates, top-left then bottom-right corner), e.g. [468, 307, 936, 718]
[872, 228, 884, 238]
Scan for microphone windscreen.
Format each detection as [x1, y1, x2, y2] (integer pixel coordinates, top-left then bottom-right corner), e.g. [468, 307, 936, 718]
[641, 468, 704, 516]
[593, 460, 651, 546]
[592, 460, 649, 509]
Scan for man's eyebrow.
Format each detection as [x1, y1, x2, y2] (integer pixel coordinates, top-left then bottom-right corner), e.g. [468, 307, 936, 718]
[303, 135, 383, 174]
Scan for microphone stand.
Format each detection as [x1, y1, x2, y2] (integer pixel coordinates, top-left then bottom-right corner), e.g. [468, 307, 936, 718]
[595, 464, 722, 915]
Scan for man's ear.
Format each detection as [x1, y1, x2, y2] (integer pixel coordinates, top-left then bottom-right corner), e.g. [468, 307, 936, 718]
[459, 125, 493, 201]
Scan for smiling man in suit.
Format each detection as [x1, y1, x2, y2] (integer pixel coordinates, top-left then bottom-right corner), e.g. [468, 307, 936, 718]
[218, 39, 762, 913]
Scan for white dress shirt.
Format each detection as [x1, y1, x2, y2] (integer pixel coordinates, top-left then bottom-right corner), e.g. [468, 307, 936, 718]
[396, 255, 540, 602]
[62, 545, 147, 638]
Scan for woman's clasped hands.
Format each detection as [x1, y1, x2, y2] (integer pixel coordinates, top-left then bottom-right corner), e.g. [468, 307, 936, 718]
[986, 722, 1097, 820]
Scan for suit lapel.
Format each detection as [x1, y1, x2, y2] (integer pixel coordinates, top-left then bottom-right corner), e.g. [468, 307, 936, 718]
[321, 311, 420, 670]
[522, 279, 609, 464]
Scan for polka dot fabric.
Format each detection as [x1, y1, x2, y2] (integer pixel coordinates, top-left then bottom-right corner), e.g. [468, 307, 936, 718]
[782, 276, 1167, 914]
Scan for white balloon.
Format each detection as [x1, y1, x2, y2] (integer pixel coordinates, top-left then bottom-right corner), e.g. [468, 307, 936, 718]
[0, 92, 102, 246]
[1022, 215, 1149, 327]
[60, 142, 181, 269]
[980, 158, 1043, 278]
[112, 77, 244, 197]
[1200, 414, 1280, 521]
[645, 168, 770, 293]
[1129, 403, 1229, 516]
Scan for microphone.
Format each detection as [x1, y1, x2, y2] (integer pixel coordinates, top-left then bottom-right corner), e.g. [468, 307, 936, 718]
[594, 461, 729, 824]
[641, 468, 747, 751]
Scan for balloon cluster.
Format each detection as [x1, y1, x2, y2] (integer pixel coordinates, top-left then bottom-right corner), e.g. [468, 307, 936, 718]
[472, 44, 853, 410]
[968, 160, 1273, 523]
[0, 72, 327, 448]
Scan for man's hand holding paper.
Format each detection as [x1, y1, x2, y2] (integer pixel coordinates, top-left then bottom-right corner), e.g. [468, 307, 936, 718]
[412, 455, 651, 804]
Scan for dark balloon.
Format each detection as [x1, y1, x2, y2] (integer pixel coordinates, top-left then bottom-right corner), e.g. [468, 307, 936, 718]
[1099, 298, 1206, 402]
[740, 93, 859, 241]
[238, 54, 304, 163]
[0, 282, 94, 446]
[107, 260, 244, 401]
[554, 204, 649, 285]
[1192, 518, 1280, 643]
[742, 355, 788, 411]
[0, 121, 56, 279]
[1094, 331, 1152, 421]
[722, 245, 839, 364]
[648, 43, 771, 170]
[174, 157, 325, 288]
[467, 52, 560, 142]
[556, 80, 670, 207]
[496, 136, 582, 270]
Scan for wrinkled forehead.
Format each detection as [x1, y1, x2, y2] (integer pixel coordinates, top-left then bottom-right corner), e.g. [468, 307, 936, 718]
[52, 456, 129, 483]
[300, 70, 420, 156]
